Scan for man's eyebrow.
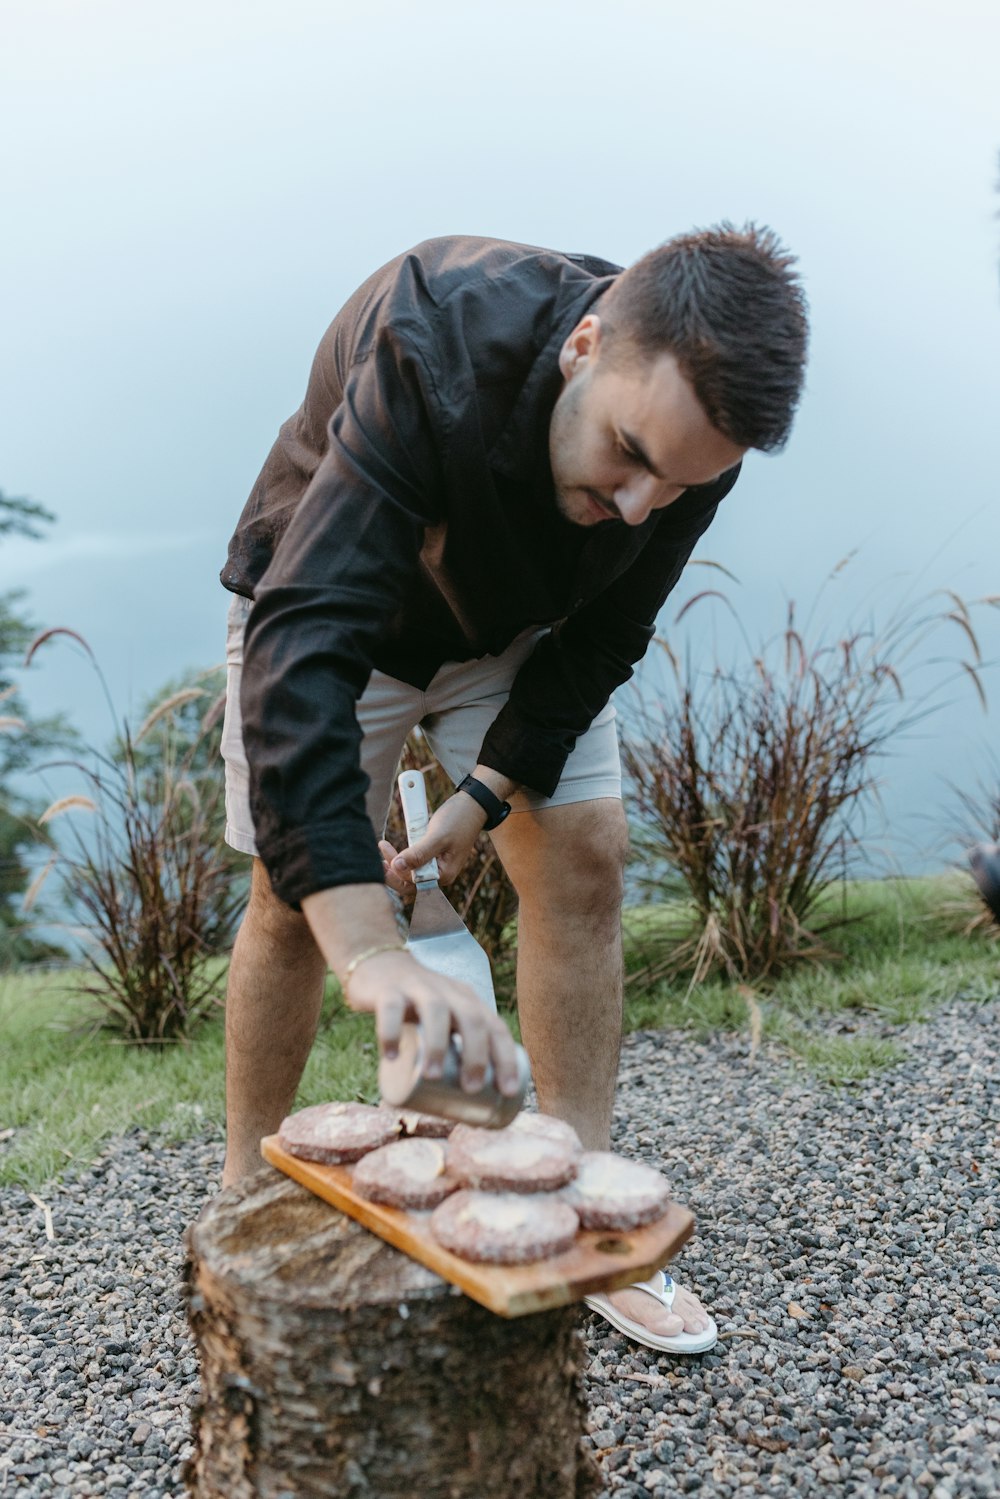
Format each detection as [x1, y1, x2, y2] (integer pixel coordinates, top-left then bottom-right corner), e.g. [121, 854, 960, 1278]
[618, 429, 668, 482]
[619, 428, 722, 489]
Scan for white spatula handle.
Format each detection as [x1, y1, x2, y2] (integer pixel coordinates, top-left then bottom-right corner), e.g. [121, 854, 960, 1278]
[397, 770, 439, 885]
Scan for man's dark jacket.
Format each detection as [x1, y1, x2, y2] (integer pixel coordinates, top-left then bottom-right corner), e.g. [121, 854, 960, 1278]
[222, 236, 740, 906]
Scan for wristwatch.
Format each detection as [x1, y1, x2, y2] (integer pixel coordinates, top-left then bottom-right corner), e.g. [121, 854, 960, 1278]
[457, 774, 512, 831]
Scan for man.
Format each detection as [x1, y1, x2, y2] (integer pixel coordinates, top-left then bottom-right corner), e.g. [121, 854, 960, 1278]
[219, 229, 808, 1352]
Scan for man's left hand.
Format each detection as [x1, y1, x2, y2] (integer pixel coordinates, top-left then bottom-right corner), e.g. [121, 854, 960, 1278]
[382, 765, 516, 888]
[381, 790, 487, 888]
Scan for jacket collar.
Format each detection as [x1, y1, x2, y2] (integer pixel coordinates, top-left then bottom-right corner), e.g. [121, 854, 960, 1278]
[488, 273, 616, 490]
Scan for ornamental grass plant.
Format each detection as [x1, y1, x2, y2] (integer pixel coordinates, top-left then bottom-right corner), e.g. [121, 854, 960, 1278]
[22, 630, 244, 1042]
[623, 572, 995, 987]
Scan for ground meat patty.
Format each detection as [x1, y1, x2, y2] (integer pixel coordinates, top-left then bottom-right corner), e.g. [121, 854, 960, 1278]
[352, 1138, 458, 1210]
[393, 1109, 455, 1140]
[430, 1190, 580, 1264]
[447, 1113, 580, 1193]
[506, 1111, 583, 1155]
[278, 1102, 401, 1165]
[562, 1151, 671, 1230]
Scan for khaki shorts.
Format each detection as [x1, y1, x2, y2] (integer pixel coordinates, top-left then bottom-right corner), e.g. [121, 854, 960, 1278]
[221, 594, 622, 856]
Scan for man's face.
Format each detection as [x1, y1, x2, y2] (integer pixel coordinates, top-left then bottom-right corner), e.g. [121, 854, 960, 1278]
[548, 315, 747, 528]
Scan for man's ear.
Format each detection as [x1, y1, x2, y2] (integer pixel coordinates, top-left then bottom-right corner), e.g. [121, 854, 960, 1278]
[558, 314, 603, 380]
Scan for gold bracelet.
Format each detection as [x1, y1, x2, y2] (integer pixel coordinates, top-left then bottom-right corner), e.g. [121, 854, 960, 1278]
[342, 942, 406, 988]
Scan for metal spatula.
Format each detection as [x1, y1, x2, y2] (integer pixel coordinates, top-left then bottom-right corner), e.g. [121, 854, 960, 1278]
[397, 769, 498, 1013]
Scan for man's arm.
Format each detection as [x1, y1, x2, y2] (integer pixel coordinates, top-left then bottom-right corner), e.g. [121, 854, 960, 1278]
[477, 469, 741, 796]
[241, 329, 444, 904]
[388, 478, 737, 880]
[240, 329, 520, 1089]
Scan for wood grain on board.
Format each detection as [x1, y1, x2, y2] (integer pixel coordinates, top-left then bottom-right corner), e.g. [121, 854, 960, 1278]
[261, 1134, 694, 1318]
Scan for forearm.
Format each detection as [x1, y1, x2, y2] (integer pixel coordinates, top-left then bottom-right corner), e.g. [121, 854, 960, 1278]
[302, 772, 517, 961]
[470, 763, 518, 804]
[301, 881, 402, 987]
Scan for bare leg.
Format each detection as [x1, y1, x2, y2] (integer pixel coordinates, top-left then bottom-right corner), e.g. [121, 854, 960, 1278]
[492, 799, 626, 1150]
[491, 800, 710, 1340]
[222, 859, 328, 1187]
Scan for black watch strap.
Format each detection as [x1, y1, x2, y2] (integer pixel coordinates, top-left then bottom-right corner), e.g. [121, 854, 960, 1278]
[457, 774, 512, 831]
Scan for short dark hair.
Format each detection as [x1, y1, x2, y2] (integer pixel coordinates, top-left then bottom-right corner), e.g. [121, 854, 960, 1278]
[598, 223, 809, 452]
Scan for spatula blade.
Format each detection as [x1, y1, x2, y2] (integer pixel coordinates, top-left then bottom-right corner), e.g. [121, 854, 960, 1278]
[398, 769, 498, 1013]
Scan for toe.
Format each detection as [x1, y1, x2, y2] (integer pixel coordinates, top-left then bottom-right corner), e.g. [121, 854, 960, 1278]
[606, 1289, 684, 1338]
[671, 1285, 710, 1333]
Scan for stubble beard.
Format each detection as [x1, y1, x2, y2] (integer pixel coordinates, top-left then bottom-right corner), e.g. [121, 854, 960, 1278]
[549, 379, 595, 528]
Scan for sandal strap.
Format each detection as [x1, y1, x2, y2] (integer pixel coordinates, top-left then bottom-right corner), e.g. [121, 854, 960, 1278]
[630, 1269, 675, 1308]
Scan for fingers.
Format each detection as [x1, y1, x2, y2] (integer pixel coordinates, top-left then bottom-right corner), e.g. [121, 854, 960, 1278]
[378, 840, 413, 896]
[349, 951, 521, 1099]
[449, 991, 523, 1097]
[391, 793, 487, 887]
[375, 991, 405, 1060]
[372, 979, 522, 1096]
[485, 1015, 524, 1098]
[447, 993, 491, 1091]
[411, 989, 454, 1079]
[379, 979, 490, 1090]
[390, 840, 464, 887]
[391, 838, 433, 878]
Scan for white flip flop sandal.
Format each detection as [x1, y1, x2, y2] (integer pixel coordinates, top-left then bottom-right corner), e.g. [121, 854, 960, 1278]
[583, 1269, 718, 1354]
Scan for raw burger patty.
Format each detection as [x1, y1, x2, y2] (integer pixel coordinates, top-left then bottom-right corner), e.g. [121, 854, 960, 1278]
[278, 1102, 400, 1165]
[447, 1113, 582, 1193]
[505, 1111, 583, 1155]
[393, 1109, 455, 1140]
[430, 1190, 580, 1264]
[352, 1138, 457, 1210]
[562, 1151, 671, 1230]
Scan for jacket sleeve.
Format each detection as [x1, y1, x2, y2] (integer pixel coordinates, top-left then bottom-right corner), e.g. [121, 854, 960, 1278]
[240, 327, 443, 906]
[476, 467, 740, 796]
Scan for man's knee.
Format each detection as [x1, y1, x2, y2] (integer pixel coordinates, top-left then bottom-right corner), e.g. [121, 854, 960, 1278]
[565, 803, 629, 915]
[511, 800, 629, 926]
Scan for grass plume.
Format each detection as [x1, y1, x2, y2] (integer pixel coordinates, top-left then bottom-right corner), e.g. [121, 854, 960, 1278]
[623, 575, 993, 986]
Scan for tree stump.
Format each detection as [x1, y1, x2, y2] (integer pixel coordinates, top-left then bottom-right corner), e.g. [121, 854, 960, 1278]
[184, 1168, 602, 1499]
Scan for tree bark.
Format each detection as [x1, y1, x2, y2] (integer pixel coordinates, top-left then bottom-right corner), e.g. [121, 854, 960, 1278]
[184, 1168, 602, 1499]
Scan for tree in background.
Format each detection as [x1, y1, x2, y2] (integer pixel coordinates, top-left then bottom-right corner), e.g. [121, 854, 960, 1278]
[0, 490, 55, 543]
[0, 491, 75, 966]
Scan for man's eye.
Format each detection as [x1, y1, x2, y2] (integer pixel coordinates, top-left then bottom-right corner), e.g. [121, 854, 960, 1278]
[614, 438, 638, 462]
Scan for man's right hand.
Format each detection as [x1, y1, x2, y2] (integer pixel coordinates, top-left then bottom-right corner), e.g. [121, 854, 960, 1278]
[300, 881, 521, 1096]
[342, 947, 522, 1096]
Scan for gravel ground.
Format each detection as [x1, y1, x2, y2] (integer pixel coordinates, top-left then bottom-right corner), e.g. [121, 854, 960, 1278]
[2, 994, 997, 1498]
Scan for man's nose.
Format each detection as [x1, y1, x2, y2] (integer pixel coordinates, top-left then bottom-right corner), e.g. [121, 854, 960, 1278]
[613, 475, 684, 526]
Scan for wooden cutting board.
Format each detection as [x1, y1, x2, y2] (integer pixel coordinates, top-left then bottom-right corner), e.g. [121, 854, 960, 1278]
[261, 1135, 694, 1319]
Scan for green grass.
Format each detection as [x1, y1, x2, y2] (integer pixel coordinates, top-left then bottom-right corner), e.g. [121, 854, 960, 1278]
[1, 874, 995, 1190]
[0, 972, 384, 1191]
[620, 872, 999, 1078]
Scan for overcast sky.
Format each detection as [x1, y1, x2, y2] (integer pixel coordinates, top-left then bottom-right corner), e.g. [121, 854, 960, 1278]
[2, 0, 998, 871]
